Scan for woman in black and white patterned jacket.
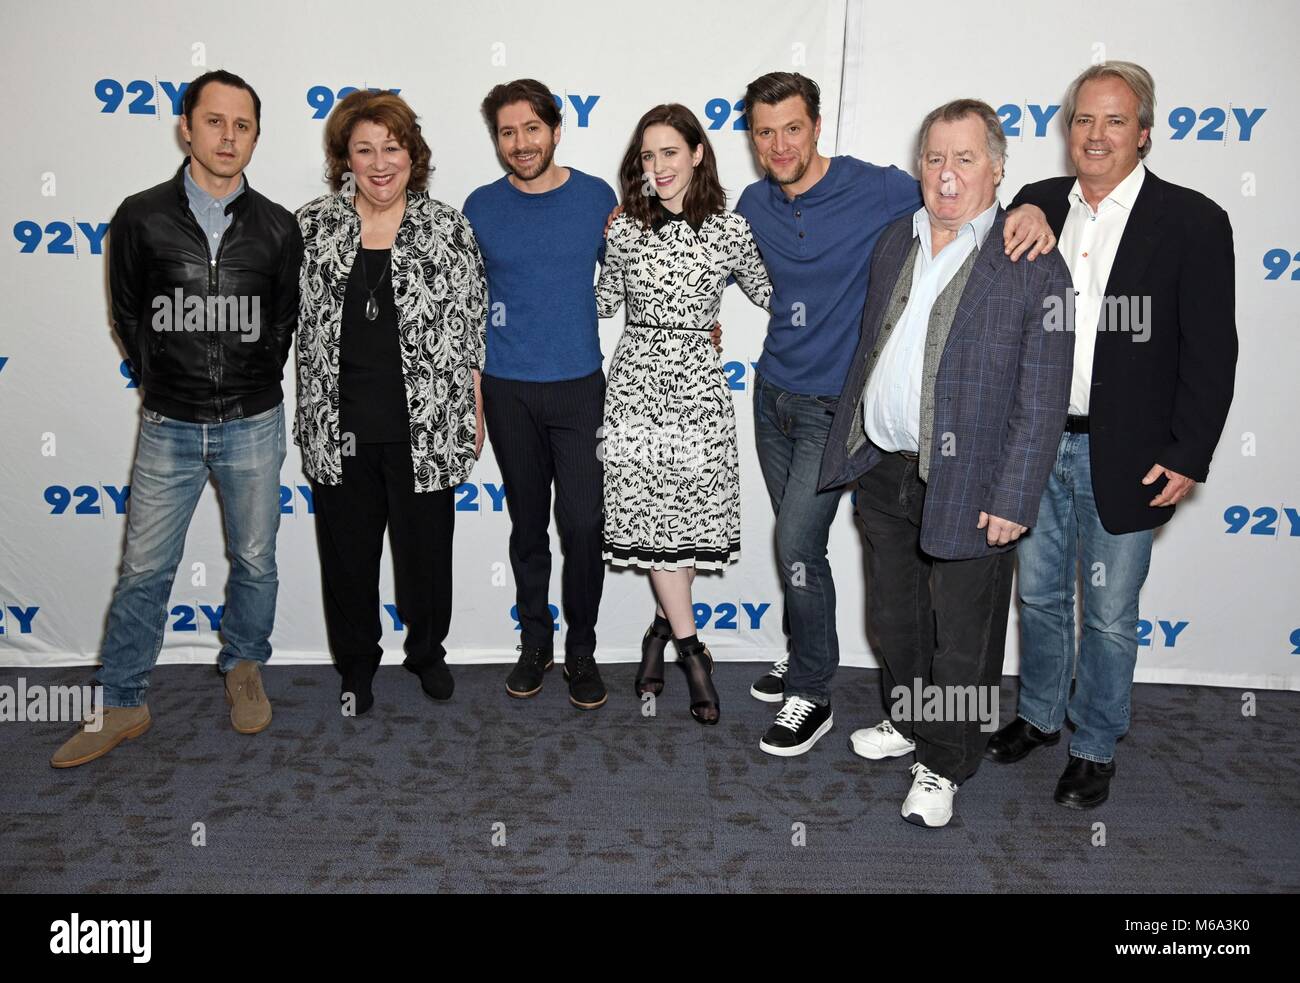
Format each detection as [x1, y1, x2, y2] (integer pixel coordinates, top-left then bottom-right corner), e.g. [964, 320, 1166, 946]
[296, 91, 486, 714]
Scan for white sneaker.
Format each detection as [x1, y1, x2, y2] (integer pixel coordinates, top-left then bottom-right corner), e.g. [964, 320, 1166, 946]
[850, 719, 916, 760]
[901, 762, 957, 828]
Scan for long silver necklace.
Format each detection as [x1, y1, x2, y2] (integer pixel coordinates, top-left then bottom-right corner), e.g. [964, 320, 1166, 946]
[357, 247, 391, 321]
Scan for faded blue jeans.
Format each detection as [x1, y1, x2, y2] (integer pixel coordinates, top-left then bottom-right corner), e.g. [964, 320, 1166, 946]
[1015, 433, 1154, 763]
[97, 403, 286, 707]
[752, 371, 845, 706]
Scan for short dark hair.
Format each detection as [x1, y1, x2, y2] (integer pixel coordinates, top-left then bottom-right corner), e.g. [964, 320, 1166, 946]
[480, 78, 561, 134]
[183, 70, 262, 135]
[743, 72, 820, 128]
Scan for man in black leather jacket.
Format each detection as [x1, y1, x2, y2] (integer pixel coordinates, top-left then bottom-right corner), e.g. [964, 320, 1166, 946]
[53, 70, 303, 768]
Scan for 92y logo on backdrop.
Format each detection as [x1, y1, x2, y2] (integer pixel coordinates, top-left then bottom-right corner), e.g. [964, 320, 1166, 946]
[0, 605, 40, 635]
[44, 484, 130, 515]
[998, 103, 1060, 138]
[94, 78, 188, 115]
[1168, 106, 1265, 141]
[552, 93, 599, 128]
[14, 221, 108, 256]
[1137, 619, 1189, 648]
[307, 85, 401, 119]
[1224, 505, 1300, 536]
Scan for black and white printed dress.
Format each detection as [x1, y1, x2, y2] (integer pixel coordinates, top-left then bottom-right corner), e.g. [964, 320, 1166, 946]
[596, 207, 771, 570]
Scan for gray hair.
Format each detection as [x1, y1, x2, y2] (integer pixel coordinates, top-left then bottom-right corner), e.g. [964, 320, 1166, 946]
[915, 99, 1007, 174]
[1061, 61, 1156, 159]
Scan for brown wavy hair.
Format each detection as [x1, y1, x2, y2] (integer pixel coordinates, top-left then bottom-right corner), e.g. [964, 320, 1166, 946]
[618, 104, 725, 230]
[323, 90, 432, 192]
[480, 78, 561, 134]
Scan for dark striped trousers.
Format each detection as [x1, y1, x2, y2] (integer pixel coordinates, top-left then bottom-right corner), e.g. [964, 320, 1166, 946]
[481, 369, 606, 658]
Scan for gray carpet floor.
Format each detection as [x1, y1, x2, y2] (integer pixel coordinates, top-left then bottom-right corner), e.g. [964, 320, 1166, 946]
[2, 663, 1297, 893]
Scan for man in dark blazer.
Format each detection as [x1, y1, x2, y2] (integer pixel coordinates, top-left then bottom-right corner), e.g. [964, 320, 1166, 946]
[819, 99, 1074, 828]
[985, 62, 1237, 809]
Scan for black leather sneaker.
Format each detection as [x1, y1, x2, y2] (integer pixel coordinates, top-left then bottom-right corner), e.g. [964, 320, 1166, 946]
[563, 651, 608, 710]
[505, 644, 553, 699]
[750, 658, 788, 703]
[759, 696, 833, 756]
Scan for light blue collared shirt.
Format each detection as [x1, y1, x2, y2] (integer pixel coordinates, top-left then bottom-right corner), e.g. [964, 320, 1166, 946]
[184, 166, 245, 256]
[863, 200, 999, 454]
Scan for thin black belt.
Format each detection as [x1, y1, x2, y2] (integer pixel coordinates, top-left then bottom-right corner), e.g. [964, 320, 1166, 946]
[1065, 414, 1090, 434]
[626, 321, 711, 332]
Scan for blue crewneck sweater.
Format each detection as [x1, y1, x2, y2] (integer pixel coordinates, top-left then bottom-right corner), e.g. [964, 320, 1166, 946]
[464, 167, 617, 382]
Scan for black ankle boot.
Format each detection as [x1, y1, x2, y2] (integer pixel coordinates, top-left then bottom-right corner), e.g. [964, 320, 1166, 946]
[674, 636, 719, 726]
[340, 672, 375, 716]
[636, 617, 673, 697]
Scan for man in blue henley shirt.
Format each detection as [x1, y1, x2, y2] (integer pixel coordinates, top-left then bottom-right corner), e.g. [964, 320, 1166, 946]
[738, 72, 1055, 757]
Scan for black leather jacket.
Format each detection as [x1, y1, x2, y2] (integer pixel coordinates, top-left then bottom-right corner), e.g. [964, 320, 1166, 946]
[108, 159, 303, 423]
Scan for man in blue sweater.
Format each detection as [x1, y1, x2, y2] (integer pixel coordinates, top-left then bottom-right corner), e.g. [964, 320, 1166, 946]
[464, 79, 616, 711]
[739, 73, 1057, 757]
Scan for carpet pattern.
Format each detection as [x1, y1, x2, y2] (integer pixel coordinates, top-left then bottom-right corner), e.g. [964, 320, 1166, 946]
[2, 664, 1297, 893]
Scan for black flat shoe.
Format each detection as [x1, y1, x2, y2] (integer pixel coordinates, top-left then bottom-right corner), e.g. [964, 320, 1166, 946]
[985, 717, 1060, 763]
[406, 658, 454, 701]
[1054, 756, 1115, 809]
[675, 638, 719, 726]
[636, 621, 673, 697]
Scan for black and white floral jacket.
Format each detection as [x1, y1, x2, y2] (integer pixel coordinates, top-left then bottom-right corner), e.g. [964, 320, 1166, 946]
[295, 190, 487, 492]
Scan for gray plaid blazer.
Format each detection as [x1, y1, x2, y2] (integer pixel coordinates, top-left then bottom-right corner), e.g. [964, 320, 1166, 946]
[818, 207, 1075, 560]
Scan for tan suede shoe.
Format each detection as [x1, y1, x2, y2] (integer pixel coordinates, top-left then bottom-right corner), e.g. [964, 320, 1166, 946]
[50, 704, 151, 768]
[224, 661, 271, 734]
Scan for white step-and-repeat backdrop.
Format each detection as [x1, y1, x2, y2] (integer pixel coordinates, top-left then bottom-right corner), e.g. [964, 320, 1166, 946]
[1, 0, 1295, 691]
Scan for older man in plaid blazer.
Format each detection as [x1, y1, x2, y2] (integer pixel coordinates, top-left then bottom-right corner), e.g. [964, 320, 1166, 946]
[818, 99, 1074, 828]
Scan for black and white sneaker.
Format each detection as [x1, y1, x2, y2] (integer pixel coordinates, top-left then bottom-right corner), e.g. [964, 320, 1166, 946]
[750, 658, 788, 702]
[759, 696, 833, 756]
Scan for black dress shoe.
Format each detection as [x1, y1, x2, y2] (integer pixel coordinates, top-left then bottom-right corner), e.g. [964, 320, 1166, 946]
[406, 659, 454, 701]
[1054, 756, 1115, 809]
[984, 717, 1060, 763]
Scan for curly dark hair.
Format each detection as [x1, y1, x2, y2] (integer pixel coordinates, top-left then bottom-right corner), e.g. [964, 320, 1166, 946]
[322, 90, 431, 192]
[618, 104, 725, 230]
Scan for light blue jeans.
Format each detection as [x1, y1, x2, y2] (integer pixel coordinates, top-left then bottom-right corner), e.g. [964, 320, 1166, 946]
[96, 404, 286, 707]
[1015, 433, 1154, 763]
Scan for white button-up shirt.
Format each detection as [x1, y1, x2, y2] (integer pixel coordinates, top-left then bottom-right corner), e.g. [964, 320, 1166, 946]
[1059, 161, 1146, 415]
[864, 201, 998, 453]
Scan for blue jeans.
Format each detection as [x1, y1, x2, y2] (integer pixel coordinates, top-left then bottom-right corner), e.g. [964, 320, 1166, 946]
[96, 404, 286, 707]
[752, 371, 844, 705]
[1015, 433, 1154, 763]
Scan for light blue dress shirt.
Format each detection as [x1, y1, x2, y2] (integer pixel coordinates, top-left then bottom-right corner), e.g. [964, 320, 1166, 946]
[184, 165, 245, 257]
[863, 200, 999, 453]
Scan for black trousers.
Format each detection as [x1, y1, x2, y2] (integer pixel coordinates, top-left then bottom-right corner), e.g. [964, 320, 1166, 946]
[311, 442, 455, 679]
[855, 451, 1015, 784]
[481, 370, 605, 658]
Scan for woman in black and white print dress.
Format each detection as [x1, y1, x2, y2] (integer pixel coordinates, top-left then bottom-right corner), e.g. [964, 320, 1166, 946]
[596, 103, 771, 726]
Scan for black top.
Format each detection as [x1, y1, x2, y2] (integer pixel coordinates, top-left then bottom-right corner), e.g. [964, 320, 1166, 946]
[339, 247, 410, 444]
